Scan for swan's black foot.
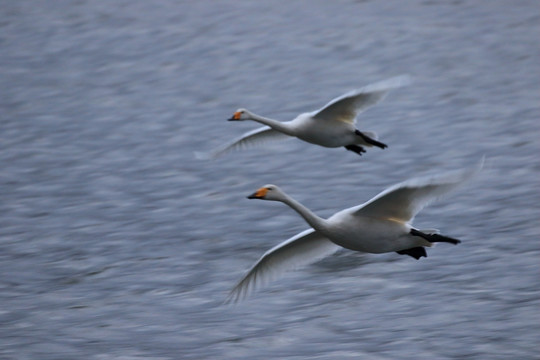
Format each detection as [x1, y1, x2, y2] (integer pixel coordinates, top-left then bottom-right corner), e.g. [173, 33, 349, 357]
[410, 228, 461, 245]
[396, 247, 427, 260]
[345, 144, 366, 155]
[355, 130, 388, 149]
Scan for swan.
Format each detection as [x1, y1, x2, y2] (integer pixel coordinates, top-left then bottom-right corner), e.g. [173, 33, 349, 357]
[196, 75, 410, 159]
[226, 162, 482, 303]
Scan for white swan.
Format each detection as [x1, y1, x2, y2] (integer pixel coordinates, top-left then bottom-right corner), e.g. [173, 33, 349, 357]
[197, 75, 410, 159]
[226, 162, 482, 303]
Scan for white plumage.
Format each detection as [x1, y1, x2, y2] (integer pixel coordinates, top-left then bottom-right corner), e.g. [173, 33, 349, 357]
[226, 161, 482, 303]
[197, 76, 410, 159]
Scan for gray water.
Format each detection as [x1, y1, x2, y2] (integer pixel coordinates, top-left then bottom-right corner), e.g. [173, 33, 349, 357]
[1, 1, 539, 359]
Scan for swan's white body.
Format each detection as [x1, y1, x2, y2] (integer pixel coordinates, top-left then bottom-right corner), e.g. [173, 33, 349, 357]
[226, 163, 482, 303]
[321, 209, 418, 253]
[197, 76, 410, 159]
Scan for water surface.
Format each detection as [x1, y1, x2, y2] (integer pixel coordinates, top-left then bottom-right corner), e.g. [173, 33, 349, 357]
[1, 1, 539, 359]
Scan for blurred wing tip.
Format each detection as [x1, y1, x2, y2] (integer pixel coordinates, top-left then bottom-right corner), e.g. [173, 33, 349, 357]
[193, 151, 209, 160]
[364, 74, 413, 92]
[392, 74, 413, 86]
[224, 285, 254, 305]
[476, 155, 486, 171]
[223, 293, 240, 305]
[194, 149, 224, 160]
[458, 156, 485, 181]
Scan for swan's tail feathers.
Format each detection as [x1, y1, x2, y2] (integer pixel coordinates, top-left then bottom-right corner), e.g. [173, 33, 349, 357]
[361, 131, 378, 140]
[419, 228, 440, 235]
[428, 233, 461, 245]
[396, 247, 427, 260]
[355, 130, 387, 149]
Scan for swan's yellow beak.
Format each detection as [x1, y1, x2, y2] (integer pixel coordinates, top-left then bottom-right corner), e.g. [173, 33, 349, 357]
[247, 187, 267, 199]
[228, 111, 242, 121]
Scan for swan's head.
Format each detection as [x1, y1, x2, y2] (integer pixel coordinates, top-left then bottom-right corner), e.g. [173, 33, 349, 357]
[228, 108, 252, 121]
[247, 184, 283, 201]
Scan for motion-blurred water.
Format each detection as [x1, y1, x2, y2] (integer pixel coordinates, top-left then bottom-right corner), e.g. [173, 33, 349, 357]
[1, 1, 539, 359]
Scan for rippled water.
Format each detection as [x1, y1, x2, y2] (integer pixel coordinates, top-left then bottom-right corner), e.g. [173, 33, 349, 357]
[1, 1, 539, 359]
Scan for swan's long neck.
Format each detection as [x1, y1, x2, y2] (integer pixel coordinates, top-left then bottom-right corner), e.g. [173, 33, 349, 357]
[249, 113, 295, 136]
[280, 193, 328, 232]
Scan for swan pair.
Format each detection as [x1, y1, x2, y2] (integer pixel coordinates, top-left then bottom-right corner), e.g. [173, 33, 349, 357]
[203, 76, 480, 303]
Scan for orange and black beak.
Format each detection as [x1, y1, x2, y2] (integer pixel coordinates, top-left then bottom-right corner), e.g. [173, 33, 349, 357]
[247, 187, 267, 199]
[228, 111, 242, 121]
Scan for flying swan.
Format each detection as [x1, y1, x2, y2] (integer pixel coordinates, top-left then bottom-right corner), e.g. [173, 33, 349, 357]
[197, 75, 410, 159]
[226, 162, 482, 303]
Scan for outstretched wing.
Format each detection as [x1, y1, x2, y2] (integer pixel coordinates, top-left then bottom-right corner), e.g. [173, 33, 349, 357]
[353, 161, 482, 223]
[225, 229, 339, 304]
[312, 75, 411, 124]
[195, 126, 292, 159]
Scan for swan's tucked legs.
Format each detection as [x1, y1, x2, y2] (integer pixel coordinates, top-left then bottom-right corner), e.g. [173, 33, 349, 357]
[410, 228, 461, 245]
[344, 144, 366, 155]
[354, 130, 388, 149]
[396, 247, 427, 260]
